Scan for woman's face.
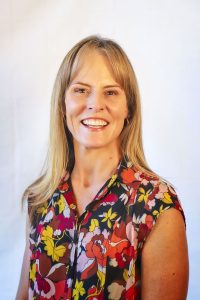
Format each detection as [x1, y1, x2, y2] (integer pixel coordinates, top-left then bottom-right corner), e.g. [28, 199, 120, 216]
[65, 50, 128, 151]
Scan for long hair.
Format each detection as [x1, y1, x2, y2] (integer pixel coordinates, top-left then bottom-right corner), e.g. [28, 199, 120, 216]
[24, 35, 156, 220]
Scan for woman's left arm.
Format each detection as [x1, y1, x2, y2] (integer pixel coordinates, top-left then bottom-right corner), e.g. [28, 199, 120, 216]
[141, 208, 189, 300]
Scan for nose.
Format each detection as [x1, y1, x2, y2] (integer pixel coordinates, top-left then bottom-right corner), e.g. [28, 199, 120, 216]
[87, 91, 105, 112]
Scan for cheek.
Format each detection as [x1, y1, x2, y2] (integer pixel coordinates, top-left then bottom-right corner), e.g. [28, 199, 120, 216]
[65, 98, 83, 117]
[65, 97, 75, 112]
[112, 104, 128, 120]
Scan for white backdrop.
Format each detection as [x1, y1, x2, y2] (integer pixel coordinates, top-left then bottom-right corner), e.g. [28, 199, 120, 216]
[0, 0, 199, 299]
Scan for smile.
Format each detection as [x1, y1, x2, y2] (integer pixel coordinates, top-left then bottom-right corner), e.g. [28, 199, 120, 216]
[81, 118, 109, 128]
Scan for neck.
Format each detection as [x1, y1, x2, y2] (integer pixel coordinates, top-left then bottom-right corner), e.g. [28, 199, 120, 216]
[71, 144, 121, 187]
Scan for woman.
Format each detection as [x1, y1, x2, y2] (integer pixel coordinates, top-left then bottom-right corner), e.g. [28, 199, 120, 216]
[16, 35, 189, 300]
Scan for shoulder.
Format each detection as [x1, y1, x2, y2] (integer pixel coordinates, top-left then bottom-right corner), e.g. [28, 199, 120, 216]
[122, 162, 184, 216]
[119, 162, 185, 244]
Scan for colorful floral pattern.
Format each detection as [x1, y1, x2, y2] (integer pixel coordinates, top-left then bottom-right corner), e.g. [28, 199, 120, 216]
[28, 158, 184, 299]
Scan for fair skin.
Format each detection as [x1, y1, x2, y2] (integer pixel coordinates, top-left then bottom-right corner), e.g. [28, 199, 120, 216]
[65, 50, 128, 216]
[16, 50, 189, 299]
[142, 209, 189, 299]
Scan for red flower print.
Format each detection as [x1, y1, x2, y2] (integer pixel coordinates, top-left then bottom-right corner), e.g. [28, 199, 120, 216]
[148, 186, 159, 200]
[123, 284, 135, 299]
[115, 245, 136, 268]
[58, 214, 74, 230]
[128, 189, 137, 205]
[36, 250, 41, 259]
[54, 280, 67, 300]
[36, 224, 43, 234]
[81, 211, 92, 226]
[103, 193, 118, 203]
[86, 234, 109, 267]
[138, 224, 150, 243]
[107, 222, 131, 260]
[88, 287, 104, 300]
[87, 286, 98, 300]
[36, 273, 51, 293]
[58, 181, 69, 192]
[63, 190, 75, 206]
[121, 168, 135, 184]
[145, 215, 154, 229]
[140, 172, 157, 181]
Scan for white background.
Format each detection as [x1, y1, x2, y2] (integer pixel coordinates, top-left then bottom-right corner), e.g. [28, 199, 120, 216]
[0, 0, 199, 299]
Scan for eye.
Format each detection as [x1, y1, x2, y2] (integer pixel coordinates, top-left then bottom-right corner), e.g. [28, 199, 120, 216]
[74, 87, 87, 94]
[105, 90, 118, 96]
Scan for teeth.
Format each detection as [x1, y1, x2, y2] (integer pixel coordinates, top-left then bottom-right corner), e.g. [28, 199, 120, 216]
[82, 119, 108, 126]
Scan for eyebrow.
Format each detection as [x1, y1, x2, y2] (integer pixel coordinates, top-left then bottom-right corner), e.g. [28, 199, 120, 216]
[71, 81, 122, 89]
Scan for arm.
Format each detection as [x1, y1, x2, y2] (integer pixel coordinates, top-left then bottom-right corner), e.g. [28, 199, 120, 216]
[15, 214, 30, 300]
[141, 208, 189, 300]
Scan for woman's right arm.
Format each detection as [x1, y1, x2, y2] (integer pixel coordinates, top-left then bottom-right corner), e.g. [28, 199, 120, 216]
[15, 214, 30, 300]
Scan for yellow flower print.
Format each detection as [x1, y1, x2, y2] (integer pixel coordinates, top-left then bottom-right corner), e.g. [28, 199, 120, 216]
[162, 192, 173, 204]
[97, 270, 105, 288]
[29, 262, 36, 281]
[44, 238, 66, 262]
[37, 203, 48, 217]
[138, 188, 151, 203]
[153, 205, 165, 218]
[108, 174, 117, 188]
[72, 280, 86, 300]
[41, 225, 66, 261]
[101, 208, 117, 229]
[56, 194, 66, 214]
[123, 263, 135, 282]
[89, 219, 99, 232]
[123, 269, 128, 281]
[41, 225, 53, 242]
[131, 263, 135, 278]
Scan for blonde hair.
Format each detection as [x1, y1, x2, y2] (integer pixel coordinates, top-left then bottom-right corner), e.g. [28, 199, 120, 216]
[24, 35, 156, 220]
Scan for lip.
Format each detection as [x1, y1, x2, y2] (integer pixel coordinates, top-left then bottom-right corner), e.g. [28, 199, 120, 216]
[81, 117, 109, 124]
[80, 117, 109, 131]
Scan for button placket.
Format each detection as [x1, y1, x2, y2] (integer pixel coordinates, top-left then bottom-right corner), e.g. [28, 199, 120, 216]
[71, 210, 87, 291]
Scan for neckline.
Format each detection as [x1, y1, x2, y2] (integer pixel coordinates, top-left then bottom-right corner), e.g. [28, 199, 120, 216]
[68, 158, 124, 220]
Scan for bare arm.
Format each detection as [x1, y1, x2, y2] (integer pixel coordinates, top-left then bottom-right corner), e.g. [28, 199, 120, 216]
[15, 214, 30, 300]
[141, 208, 189, 300]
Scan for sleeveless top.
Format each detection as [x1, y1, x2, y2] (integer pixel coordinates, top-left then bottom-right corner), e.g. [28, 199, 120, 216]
[28, 158, 185, 299]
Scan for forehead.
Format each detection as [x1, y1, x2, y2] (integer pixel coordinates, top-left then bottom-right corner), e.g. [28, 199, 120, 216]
[70, 49, 119, 84]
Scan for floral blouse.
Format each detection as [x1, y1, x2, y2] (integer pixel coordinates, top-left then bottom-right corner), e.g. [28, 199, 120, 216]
[28, 158, 184, 300]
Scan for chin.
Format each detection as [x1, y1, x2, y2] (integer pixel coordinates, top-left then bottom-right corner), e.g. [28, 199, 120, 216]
[83, 143, 107, 149]
[80, 139, 119, 150]
[74, 136, 120, 150]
